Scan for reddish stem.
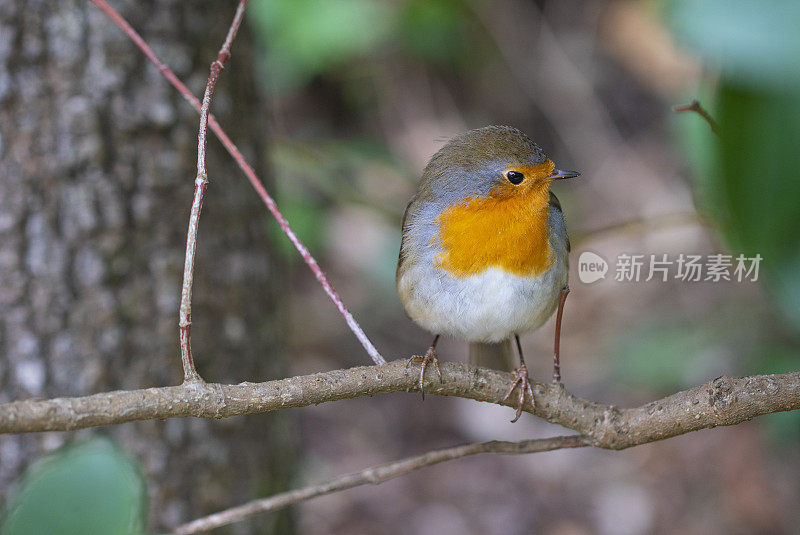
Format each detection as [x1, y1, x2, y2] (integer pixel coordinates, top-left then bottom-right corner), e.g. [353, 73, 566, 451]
[552, 285, 569, 383]
[673, 99, 719, 136]
[89, 0, 386, 366]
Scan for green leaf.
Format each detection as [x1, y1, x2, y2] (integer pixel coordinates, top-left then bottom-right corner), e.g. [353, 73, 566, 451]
[2, 439, 148, 535]
[714, 81, 800, 327]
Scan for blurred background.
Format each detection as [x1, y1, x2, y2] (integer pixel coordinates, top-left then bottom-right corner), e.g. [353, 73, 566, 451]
[1, 0, 799, 534]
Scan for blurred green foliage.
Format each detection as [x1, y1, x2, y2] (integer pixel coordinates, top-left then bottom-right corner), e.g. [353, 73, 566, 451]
[611, 320, 726, 393]
[268, 138, 403, 259]
[754, 343, 800, 442]
[268, 138, 406, 304]
[715, 86, 800, 327]
[611, 309, 800, 442]
[666, 0, 800, 331]
[667, 0, 800, 89]
[2, 439, 148, 535]
[249, 0, 474, 92]
[398, 0, 470, 64]
[249, 0, 394, 91]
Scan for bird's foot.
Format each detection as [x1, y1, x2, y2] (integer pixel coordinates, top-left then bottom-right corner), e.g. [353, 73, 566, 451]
[406, 346, 442, 399]
[503, 361, 535, 423]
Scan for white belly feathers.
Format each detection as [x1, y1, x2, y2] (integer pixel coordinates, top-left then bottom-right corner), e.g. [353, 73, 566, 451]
[398, 256, 567, 343]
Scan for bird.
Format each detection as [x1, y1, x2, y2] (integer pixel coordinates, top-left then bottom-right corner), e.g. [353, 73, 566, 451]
[396, 125, 578, 422]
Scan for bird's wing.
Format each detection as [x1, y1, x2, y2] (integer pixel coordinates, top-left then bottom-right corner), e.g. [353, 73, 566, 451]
[396, 197, 415, 283]
[549, 190, 570, 253]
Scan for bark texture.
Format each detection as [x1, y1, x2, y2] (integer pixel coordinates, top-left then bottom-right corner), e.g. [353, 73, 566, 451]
[0, 1, 293, 532]
[1, 361, 797, 450]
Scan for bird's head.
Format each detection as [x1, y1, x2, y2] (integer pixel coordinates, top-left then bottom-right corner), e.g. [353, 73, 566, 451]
[422, 125, 579, 205]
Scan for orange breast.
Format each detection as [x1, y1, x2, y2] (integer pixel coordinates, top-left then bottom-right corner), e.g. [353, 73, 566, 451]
[433, 178, 553, 278]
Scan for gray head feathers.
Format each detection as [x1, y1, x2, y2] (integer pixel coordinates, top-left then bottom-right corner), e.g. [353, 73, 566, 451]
[416, 125, 548, 204]
[425, 125, 547, 175]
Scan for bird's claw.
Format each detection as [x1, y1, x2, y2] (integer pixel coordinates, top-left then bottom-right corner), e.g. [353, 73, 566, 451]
[406, 347, 441, 399]
[503, 362, 535, 423]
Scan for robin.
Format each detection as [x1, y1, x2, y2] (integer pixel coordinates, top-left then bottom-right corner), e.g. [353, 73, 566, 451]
[396, 125, 578, 422]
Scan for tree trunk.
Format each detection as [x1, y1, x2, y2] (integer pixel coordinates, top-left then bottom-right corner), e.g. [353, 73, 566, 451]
[0, 1, 294, 532]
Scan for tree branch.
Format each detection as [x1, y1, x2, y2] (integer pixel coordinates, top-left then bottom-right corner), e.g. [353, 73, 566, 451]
[178, 0, 248, 384]
[1, 360, 797, 448]
[173, 434, 588, 534]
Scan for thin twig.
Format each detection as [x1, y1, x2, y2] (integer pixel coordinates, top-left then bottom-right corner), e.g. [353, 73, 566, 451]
[178, 0, 248, 384]
[174, 434, 588, 534]
[88, 0, 386, 366]
[673, 99, 720, 136]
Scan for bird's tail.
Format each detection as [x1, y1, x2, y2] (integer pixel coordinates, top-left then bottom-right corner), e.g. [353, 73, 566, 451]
[468, 340, 515, 371]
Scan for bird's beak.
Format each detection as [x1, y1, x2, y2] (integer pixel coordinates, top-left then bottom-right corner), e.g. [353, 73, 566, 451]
[549, 168, 581, 180]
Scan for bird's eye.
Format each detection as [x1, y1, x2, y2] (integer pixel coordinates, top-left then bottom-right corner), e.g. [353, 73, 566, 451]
[506, 170, 524, 185]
